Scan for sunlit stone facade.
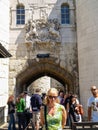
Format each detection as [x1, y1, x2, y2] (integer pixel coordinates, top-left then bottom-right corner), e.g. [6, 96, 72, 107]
[76, 0, 98, 114]
[0, 0, 98, 122]
[0, 0, 10, 122]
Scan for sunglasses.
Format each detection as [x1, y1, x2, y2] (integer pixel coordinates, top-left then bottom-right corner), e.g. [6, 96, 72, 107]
[48, 95, 58, 99]
[92, 88, 96, 91]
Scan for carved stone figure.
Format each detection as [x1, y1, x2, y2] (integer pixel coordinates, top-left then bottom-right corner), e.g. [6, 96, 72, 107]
[25, 20, 38, 41]
[49, 22, 60, 38]
[25, 18, 61, 44]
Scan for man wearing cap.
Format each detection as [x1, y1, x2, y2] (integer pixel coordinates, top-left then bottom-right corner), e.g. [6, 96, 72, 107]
[30, 88, 42, 130]
[87, 86, 98, 122]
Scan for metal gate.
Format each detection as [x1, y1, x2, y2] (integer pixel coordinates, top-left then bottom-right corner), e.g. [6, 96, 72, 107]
[0, 107, 5, 125]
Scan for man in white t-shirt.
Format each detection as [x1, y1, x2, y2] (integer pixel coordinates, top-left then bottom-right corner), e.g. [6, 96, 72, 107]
[24, 91, 31, 127]
[87, 86, 98, 122]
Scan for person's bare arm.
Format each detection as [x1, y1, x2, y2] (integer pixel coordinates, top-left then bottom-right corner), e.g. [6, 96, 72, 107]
[88, 106, 92, 121]
[66, 102, 69, 116]
[40, 106, 45, 126]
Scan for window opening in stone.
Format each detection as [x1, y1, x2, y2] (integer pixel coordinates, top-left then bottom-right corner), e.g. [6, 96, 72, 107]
[61, 3, 70, 24]
[16, 4, 25, 25]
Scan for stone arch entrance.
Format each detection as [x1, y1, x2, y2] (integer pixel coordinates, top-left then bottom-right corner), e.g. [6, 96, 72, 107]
[16, 58, 74, 96]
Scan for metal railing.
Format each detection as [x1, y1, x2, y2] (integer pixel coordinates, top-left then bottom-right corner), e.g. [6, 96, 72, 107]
[0, 107, 5, 125]
[72, 122, 98, 130]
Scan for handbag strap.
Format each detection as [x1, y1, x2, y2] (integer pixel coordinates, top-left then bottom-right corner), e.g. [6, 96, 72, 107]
[44, 105, 48, 130]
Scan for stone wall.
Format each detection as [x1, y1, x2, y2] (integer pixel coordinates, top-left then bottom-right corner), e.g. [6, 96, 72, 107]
[9, 0, 78, 97]
[0, 0, 10, 122]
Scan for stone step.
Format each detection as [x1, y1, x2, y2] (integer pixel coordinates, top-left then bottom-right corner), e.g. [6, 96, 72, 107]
[0, 123, 72, 130]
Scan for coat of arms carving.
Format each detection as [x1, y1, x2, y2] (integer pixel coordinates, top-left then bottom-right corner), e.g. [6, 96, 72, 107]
[25, 18, 61, 44]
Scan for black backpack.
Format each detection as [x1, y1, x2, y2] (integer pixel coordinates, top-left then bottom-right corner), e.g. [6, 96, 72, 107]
[31, 94, 42, 111]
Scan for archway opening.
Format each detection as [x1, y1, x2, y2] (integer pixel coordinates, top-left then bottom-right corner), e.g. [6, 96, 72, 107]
[16, 59, 74, 96]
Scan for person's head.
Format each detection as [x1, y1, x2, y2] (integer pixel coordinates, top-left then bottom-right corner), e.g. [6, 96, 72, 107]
[64, 94, 69, 99]
[59, 90, 64, 98]
[23, 91, 28, 97]
[7, 95, 14, 103]
[35, 88, 41, 93]
[42, 93, 46, 100]
[16, 93, 24, 103]
[90, 86, 98, 96]
[24, 91, 28, 95]
[70, 94, 77, 103]
[45, 88, 59, 105]
[68, 91, 73, 97]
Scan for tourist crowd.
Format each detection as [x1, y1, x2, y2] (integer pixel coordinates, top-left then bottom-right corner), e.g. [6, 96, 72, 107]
[7, 85, 98, 130]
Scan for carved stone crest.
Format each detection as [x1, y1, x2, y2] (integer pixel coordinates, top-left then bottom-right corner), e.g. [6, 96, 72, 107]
[25, 18, 61, 45]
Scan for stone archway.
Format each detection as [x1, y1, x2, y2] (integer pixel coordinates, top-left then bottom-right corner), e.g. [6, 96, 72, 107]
[16, 57, 74, 96]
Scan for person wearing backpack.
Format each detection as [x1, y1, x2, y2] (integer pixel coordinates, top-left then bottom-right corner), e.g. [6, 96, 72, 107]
[30, 88, 42, 130]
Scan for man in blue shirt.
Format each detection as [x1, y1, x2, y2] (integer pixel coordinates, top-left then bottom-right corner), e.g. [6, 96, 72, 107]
[30, 88, 42, 130]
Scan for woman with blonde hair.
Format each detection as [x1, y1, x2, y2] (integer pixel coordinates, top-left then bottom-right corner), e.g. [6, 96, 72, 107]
[40, 88, 67, 130]
[7, 95, 16, 130]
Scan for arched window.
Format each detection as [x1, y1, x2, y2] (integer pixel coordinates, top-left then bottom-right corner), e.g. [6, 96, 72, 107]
[61, 3, 70, 24]
[16, 4, 25, 25]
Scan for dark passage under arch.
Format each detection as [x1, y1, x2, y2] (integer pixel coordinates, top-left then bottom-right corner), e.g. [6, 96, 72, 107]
[16, 58, 74, 96]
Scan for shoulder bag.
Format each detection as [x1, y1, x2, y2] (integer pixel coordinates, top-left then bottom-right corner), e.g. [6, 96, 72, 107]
[44, 105, 48, 130]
